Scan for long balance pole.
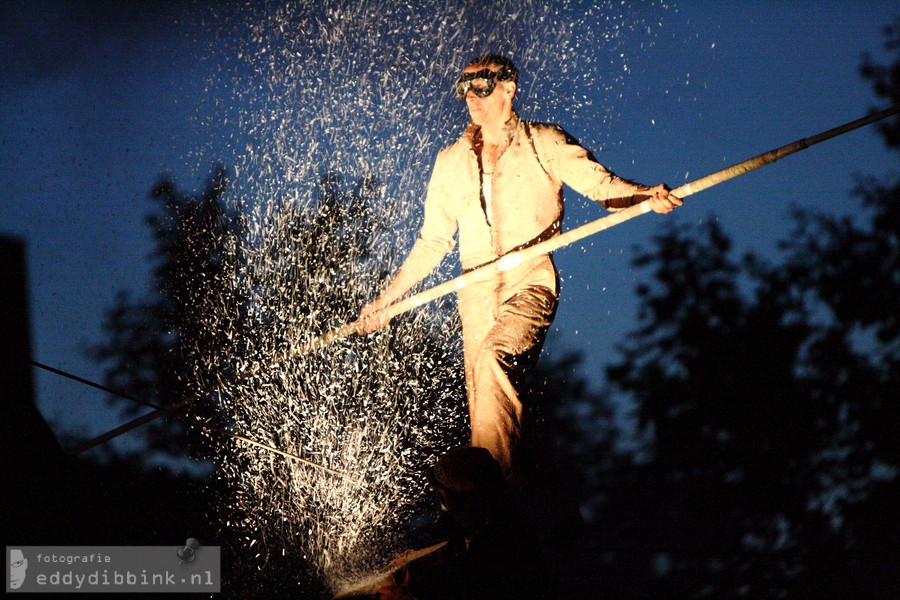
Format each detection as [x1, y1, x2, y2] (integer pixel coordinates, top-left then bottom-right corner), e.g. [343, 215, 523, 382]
[71, 105, 898, 456]
[304, 105, 899, 352]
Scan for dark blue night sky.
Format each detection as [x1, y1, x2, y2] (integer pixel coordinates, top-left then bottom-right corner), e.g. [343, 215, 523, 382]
[1, 0, 896, 456]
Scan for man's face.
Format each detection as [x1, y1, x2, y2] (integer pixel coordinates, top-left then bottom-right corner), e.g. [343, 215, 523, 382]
[9, 549, 27, 590]
[461, 64, 514, 128]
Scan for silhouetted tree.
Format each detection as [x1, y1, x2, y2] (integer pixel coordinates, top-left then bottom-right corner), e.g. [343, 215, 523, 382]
[596, 22, 899, 599]
[90, 164, 243, 459]
[778, 21, 900, 596]
[601, 220, 839, 597]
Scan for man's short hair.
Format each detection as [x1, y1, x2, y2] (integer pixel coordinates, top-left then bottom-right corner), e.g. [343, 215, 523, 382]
[465, 54, 519, 84]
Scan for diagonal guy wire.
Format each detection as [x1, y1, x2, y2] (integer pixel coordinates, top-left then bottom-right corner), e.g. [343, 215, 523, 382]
[30, 359, 363, 484]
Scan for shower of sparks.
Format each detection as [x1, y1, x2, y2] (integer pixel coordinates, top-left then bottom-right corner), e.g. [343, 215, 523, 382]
[181, 0, 666, 594]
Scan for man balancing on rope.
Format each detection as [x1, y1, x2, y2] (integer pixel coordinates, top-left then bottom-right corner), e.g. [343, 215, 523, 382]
[359, 54, 681, 476]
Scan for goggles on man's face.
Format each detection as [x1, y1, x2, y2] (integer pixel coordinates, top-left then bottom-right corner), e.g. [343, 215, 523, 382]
[454, 68, 515, 100]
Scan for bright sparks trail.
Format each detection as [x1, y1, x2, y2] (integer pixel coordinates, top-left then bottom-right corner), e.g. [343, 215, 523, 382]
[188, 0, 665, 594]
